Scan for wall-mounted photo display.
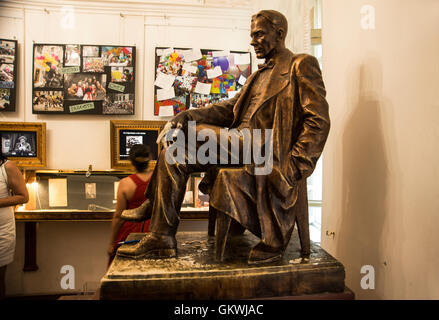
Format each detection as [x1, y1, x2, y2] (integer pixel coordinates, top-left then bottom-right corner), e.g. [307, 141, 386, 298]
[154, 47, 251, 116]
[0, 39, 18, 112]
[32, 43, 136, 115]
[0, 122, 46, 167]
[110, 120, 167, 170]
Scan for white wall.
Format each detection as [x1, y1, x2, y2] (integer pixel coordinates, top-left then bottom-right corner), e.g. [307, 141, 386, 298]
[321, 0, 439, 299]
[0, 0, 255, 296]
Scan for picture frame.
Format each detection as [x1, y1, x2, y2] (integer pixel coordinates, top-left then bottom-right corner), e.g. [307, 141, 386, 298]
[32, 43, 136, 115]
[0, 39, 18, 112]
[0, 122, 46, 167]
[154, 47, 251, 116]
[110, 120, 167, 170]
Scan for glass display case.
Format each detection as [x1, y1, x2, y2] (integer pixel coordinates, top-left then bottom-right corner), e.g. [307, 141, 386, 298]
[15, 169, 208, 221]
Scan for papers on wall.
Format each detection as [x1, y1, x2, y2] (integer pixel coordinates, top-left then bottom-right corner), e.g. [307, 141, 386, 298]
[48, 178, 68, 207]
[158, 105, 175, 117]
[212, 50, 230, 57]
[154, 72, 175, 89]
[228, 90, 239, 99]
[238, 75, 247, 86]
[206, 66, 223, 79]
[234, 53, 251, 65]
[183, 63, 198, 74]
[194, 82, 212, 95]
[178, 49, 193, 59]
[183, 48, 202, 62]
[157, 47, 173, 57]
[157, 87, 176, 101]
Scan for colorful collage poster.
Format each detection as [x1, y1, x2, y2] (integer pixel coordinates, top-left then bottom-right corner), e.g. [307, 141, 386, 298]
[154, 47, 251, 116]
[32, 43, 135, 114]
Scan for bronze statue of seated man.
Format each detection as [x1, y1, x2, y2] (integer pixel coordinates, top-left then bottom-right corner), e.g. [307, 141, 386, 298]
[118, 10, 330, 265]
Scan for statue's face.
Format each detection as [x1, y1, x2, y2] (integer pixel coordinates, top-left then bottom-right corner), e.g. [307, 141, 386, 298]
[250, 16, 279, 59]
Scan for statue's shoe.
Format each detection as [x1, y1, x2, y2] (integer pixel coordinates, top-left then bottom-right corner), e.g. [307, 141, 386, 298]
[117, 233, 177, 259]
[248, 242, 283, 265]
[120, 199, 151, 222]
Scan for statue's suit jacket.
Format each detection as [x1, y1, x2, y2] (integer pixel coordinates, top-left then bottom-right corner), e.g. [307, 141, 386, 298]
[187, 48, 330, 248]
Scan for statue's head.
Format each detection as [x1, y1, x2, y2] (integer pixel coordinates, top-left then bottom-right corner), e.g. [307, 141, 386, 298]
[250, 10, 288, 59]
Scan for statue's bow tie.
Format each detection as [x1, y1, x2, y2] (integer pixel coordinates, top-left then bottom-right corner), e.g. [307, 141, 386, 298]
[258, 59, 275, 70]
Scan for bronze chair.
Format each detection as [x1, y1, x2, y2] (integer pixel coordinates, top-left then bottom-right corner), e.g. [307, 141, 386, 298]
[198, 167, 311, 262]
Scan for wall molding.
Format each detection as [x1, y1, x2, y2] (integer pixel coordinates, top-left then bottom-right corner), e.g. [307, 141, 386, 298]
[0, 0, 252, 22]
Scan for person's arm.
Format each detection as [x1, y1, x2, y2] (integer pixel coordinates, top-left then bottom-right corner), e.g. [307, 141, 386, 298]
[0, 161, 29, 208]
[290, 54, 331, 181]
[107, 179, 128, 256]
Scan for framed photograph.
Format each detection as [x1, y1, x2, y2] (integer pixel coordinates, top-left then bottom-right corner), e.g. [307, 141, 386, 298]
[0, 122, 46, 167]
[0, 39, 18, 112]
[32, 43, 136, 115]
[153, 47, 251, 116]
[110, 120, 167, 170]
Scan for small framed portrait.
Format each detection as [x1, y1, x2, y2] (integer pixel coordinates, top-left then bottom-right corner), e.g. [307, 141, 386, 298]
[110, 120, 167, 170]
[0, 122, 46, 167]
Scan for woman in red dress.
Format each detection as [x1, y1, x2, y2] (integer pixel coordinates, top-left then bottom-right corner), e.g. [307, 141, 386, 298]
[107, 144, 152, 266]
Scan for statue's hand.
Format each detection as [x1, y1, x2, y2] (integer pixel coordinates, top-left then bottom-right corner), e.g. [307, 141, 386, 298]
[156, 111, 193, 149]
[156, 121, 173, 148]
[170, 110, 192, 130]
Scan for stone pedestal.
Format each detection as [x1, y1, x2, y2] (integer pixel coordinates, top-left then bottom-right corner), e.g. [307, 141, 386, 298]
[100, 231, 346, 300]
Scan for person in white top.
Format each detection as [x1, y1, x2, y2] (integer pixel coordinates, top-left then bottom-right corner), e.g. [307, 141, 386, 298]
[0, 153, 28, 299]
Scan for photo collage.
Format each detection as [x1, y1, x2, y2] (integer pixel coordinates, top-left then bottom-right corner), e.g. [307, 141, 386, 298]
[0, 39, 17, 112]
[154, 47, 251, 116]
[33, 44, 135, 114]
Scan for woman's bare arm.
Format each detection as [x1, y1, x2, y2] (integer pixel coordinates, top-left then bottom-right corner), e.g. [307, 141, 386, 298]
[107, 178, 129, 255]
[0, 161, 29, 208]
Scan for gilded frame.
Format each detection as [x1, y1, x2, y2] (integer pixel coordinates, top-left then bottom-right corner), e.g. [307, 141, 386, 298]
[110, 120, 167, 170]
[0, 122, 46, 167]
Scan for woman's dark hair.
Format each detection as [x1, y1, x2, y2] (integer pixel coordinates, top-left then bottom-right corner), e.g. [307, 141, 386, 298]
[128, 144, 150, 172]
[0, 150, 7, 166]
